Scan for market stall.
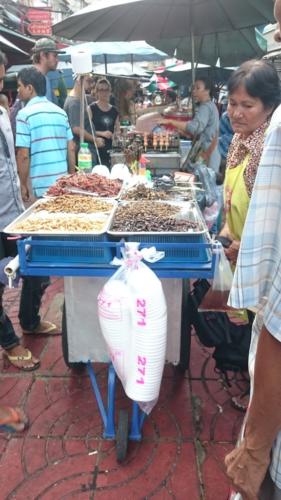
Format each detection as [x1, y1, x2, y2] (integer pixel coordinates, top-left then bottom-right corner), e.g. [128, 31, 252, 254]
[4, 172, 215, 461]
[111, 129, 184, 175]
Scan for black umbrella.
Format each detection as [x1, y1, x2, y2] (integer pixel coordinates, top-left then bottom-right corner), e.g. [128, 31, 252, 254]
[53, 0, 274, 42]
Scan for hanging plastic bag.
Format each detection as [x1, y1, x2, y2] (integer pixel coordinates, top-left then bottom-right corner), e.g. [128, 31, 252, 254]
[199, 242, 234, 312]
[203, 201, 219, 230]
[97, 243, 167, 414]
[194, 163, 217, 207]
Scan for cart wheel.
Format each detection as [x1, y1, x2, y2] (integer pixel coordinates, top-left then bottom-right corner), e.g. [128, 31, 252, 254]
[62, 302, 85, 371]
[178, 279, 192, 372]
[116, 409, 129, 463]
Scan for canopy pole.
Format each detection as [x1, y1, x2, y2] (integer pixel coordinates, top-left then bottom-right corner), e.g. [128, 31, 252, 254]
[191, 26, 195, 84]
[104, 54, 108, 74]
[79, 74, 85, 144]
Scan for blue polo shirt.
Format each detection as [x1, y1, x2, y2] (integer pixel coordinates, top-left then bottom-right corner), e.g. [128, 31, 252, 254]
[16, 96, 73, 197]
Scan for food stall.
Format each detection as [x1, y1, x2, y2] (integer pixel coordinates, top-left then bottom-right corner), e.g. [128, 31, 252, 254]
[4, 172, 215, 461]
[111, 129, 184, 176]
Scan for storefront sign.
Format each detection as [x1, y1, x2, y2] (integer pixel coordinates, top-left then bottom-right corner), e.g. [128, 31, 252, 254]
[26, 9, 52, 22]
[27, 23, 52, 36]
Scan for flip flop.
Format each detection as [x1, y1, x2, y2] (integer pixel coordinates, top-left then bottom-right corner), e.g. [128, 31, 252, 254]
[231, 392, 250, 413]
[0, 406, 29, 433]
[4, 349, 40, 372]
[22, 320, 60, 336]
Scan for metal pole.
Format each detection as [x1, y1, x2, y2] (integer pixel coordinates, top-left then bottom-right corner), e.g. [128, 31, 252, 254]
[191, 27, 195, 85]
[79, 74, 85, 144]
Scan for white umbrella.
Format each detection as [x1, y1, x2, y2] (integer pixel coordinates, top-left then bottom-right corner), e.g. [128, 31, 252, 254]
[93, 61, 151, 76]
[59, 41, 167, 64]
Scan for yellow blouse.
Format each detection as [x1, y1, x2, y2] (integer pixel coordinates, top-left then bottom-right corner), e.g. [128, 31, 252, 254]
[224, 155, 250, 241]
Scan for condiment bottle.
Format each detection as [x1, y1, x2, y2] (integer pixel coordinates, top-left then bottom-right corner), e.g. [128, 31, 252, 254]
[138, 154, 149, 176]
[77, 143, 92, 172]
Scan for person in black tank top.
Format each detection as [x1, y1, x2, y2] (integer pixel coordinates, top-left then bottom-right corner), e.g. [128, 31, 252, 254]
[90, 78, 119, 167]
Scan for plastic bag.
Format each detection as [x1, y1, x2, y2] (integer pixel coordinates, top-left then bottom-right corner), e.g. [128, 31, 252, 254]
[182, 160, 217, 210]
[199, 242, 233, 312]
[203, 201, 219, 230]
[194, 163, 217, 207]
[97, 243, 167, 414]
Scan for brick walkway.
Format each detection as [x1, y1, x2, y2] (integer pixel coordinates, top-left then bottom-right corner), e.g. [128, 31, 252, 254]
[0, 278, 247, 499]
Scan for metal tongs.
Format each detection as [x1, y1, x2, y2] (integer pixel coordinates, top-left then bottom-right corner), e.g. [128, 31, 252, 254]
[64, 187, 99, 197]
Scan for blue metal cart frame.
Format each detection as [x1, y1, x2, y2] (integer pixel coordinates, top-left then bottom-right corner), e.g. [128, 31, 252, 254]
[17, 238, 216, 457]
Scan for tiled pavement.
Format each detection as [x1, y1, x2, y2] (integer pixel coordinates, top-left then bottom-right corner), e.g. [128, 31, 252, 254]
[0, 278, 248, 499]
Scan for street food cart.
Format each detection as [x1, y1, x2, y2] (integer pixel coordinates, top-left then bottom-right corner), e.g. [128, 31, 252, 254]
[5, 173, 215, 461]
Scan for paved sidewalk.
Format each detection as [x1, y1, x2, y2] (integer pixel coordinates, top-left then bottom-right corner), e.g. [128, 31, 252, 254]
[0, 278, 247, 499]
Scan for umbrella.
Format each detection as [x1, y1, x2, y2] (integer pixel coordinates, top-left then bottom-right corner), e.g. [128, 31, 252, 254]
[0, 25, 34, 56]
[149, 27, 266, 67]
[92, 61, 151, 77]
[160, 63, 234, 87]
[0, 34, 29, 56]
[144, 74, 177, 92]
[53, 0, 274, 42]
[59, 41, 167, 65]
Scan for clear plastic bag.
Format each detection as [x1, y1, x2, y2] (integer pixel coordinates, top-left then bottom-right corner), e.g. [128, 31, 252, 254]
[199, 242, 234, 312]
[97, 243, 167, 414]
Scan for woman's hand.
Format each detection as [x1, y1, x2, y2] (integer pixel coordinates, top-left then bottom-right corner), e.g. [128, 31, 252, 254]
[224, 239, 240, 265]
[100, 130, 113, 140]
[158, 118, 171, 126]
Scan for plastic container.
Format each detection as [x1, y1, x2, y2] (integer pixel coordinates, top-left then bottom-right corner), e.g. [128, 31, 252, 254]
[78, 142, 92, 172]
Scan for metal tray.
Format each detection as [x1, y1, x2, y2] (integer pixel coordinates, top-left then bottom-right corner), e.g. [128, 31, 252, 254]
[108, 199, 209, 236]
[4, 198, 117, 236]
[45, 175, 124, 199]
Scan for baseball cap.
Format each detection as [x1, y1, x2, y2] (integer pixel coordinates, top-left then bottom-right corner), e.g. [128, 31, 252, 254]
[32, 38, 66, 54]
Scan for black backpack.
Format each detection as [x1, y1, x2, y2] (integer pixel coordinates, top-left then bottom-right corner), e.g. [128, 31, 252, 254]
[188, 279, 252, 374]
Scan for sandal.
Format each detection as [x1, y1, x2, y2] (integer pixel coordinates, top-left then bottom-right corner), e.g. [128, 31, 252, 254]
[0, 406, 29, 433]
[231, 390, 250, 413]
[22, 320, 59, 336]
[4, 347, 40, 372]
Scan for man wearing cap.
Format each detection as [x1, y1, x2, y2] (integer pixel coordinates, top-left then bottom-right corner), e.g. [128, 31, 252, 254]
[31, 37, 66, 105]
[10, 38, 67, 137]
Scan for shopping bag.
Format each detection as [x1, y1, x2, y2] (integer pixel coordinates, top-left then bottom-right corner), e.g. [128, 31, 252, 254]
[199, 242, 234, 312]
[97, 243, 167, 414]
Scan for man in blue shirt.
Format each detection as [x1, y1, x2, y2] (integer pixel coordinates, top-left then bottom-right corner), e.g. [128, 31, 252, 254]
[16, 67, 75, 200]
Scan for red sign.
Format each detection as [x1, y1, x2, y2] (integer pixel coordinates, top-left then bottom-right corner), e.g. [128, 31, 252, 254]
[27, 23, 52, 36]
[27, 9, 52, 22]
